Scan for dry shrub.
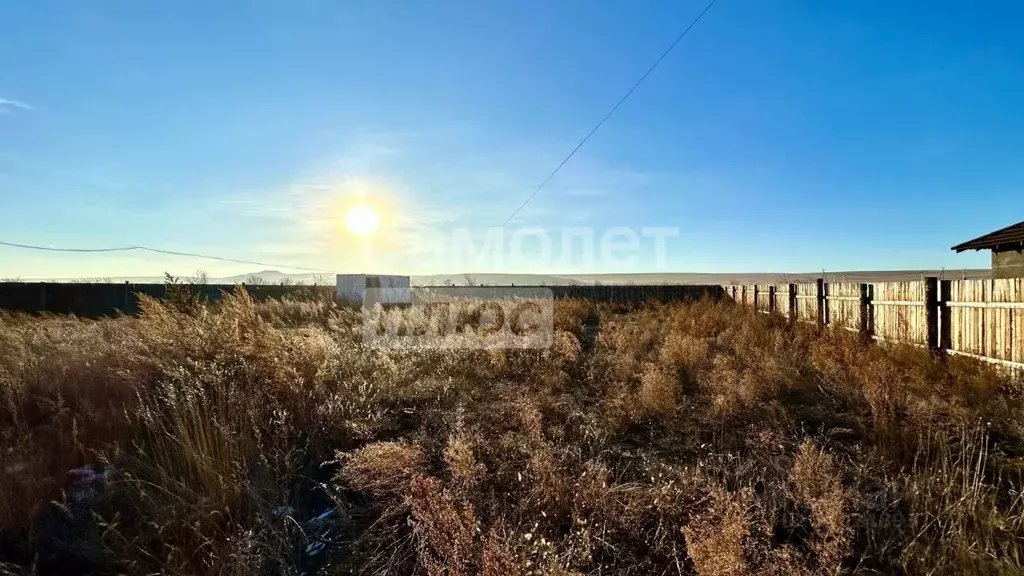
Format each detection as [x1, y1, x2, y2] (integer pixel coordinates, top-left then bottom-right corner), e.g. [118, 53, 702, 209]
[703, 356, 793, 420]
[546, 330, 582, 367]
[659, 330, 709, 385]
[599, 387, 646, 433]
[811, 331, 920, 417]
[683, 487, 752, 576]
[524, 444, 571, 515]
[407, 475, 477, 576]
[341, 441, 426, 498]
[597, 306, 674, 381]
[665, 306, 803, 422]
[513, 400, 545, 443]
[674, 298, 744, 339]
[481, 527, 524, 576]
[553, 298, 596, 336]
[789, 441, 851, 570]
[640, 364, 676, 417]
[559, 462, 712, 569]
[444, 433, 484, 492]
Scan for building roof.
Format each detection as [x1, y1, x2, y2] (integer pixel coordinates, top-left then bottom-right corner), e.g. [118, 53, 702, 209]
[952, 220, 1024, 252]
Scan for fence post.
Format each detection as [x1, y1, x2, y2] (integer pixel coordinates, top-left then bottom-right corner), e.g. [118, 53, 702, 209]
[925, 276, 939, 351]
[753, 285, 759, 311]
[788, 283, 797, 323]
[939, 279, 951, 352]
[768, 286, 776, 314]
[859, 283, 872, 336]
[39, 283, 46, 314]
[816, 279, 826, 326]
[741, 285, 747, 306]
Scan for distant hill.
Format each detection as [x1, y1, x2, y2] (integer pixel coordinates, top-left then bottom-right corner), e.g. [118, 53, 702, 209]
[24, 269, 992, 285]
[560, 270, 992, 285]
[411, 273, 586, 286]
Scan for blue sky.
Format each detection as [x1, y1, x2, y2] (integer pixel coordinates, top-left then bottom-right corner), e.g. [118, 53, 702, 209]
[2, 0, 1023, 278]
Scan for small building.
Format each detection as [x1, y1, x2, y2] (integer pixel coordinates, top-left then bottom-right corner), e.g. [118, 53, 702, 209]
[952, 220, 1024, 279]
[336, 274, 412, 307]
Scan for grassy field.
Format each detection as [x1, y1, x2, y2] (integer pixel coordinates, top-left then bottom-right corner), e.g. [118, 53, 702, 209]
[1, 289, 1023, 575]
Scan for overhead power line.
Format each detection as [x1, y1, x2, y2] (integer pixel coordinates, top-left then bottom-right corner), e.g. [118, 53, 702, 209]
[0, 240, 332, 273]
[502, 0, 719, 226]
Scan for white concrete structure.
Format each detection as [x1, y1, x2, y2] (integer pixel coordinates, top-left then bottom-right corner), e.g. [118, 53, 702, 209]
[336, 274, 412, 307]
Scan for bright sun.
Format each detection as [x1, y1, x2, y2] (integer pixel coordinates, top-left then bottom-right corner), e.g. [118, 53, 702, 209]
[344, 204, 381, 236]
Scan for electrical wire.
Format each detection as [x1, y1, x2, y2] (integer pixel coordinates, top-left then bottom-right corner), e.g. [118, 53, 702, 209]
[0, 240, 333, 273]
[502, 0, 719, 226]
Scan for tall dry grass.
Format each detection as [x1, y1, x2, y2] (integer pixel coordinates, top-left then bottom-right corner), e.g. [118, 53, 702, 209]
[0, 292, 1022, 574]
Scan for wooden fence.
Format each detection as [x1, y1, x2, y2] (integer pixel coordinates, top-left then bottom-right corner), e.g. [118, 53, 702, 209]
[0, 282, 726, 318]
[726, 278, 1024, 373]
[545, 284, 724, 303]
[0, 283, 335, 317]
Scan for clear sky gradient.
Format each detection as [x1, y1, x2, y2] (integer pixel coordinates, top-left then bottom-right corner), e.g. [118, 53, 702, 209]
[2, 0, 1023, 278]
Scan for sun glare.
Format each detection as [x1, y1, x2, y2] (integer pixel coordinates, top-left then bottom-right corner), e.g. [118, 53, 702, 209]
[344, 204, 381, 236]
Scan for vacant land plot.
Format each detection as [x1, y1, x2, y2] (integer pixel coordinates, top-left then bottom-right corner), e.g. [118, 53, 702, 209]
[1, 290, 1023, 575]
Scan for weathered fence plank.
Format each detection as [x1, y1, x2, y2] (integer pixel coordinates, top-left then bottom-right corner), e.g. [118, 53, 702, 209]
[755, 284, 772, 313]
[925, 277, 939, 350]
[827, 282, 863, 332]
[795, 282, 819, 324]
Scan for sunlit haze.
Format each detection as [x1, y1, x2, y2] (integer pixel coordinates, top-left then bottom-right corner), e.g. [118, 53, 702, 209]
[344, 204, 381, 237]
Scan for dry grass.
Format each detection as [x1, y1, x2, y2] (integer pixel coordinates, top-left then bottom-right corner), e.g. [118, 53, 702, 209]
[683, 487, 752, 576]
[1, 292, 1023, 575]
